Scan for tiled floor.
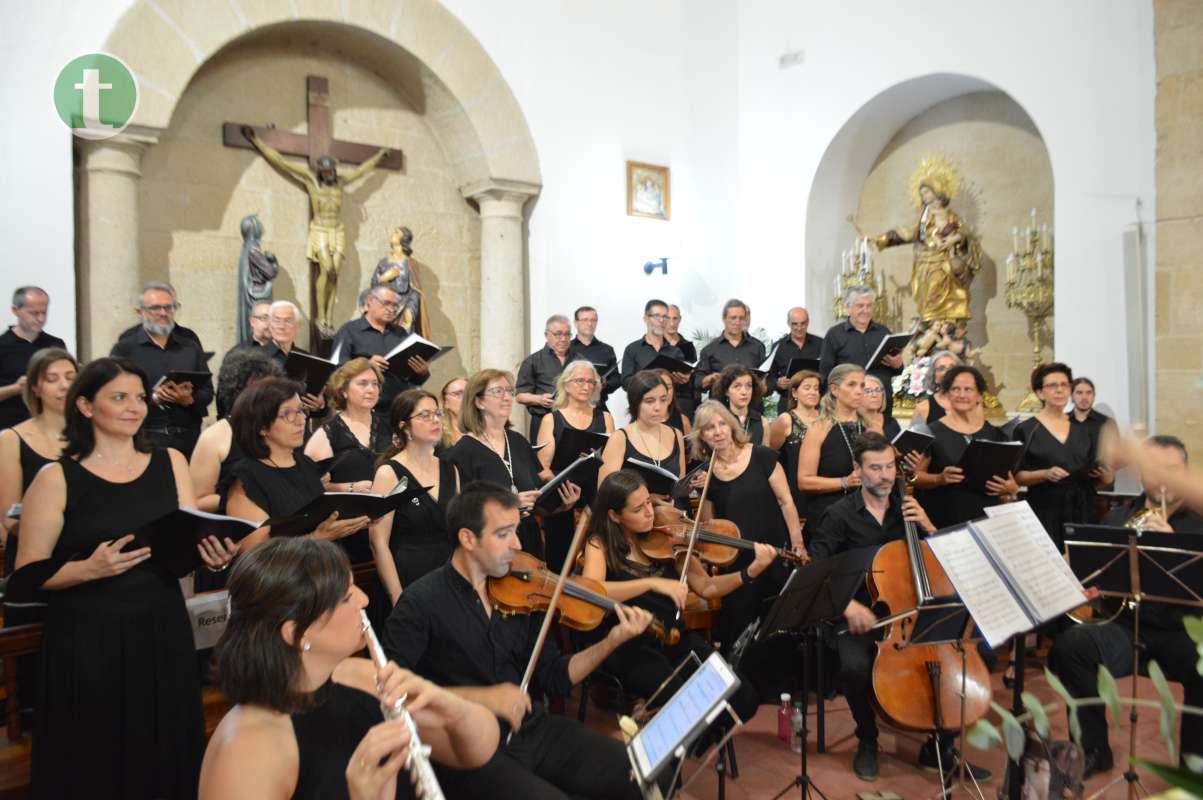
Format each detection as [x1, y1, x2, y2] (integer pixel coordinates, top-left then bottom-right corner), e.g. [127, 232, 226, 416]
[578, 662, 1181, 799]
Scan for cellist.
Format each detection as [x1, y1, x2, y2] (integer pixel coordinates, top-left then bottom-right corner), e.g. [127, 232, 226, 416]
[808, 432, 990, 783]
[381, 480, 653, 799]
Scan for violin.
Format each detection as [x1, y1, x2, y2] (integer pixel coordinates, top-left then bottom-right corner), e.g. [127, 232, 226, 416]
[866, 473, 991, 733]
[641, 504, 809, 568]
[489, 551, 680, 646]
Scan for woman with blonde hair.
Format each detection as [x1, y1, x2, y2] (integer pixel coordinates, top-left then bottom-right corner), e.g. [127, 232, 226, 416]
[304, 358, 391, 493]
[439, 375, 467, 450]
[797, 363, 875, 537]
[861, 373, 900, 442]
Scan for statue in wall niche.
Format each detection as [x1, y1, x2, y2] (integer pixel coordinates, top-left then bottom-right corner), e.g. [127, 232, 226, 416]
[371, 226, 430, 339]
[870, 154, 981, 359]
[237, 214, 279, 346]
[240, 125, 390, 337]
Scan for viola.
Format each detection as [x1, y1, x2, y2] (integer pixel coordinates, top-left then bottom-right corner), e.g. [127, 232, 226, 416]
[641, 504, 808, 568]
[866, 474, 991, 733]
[488, 551, 680, 647]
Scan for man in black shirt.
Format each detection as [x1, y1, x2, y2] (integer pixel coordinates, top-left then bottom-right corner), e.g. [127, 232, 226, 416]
[810, 432, 987, 782]
[1049, 435, 1203, 777]
[664, 304, 698, 417]
[1069, 377, 1117, 520]
[383, 482, 652, 799]
[568, 306, 620, 404]
[766, 306, 823, 409]
[110, 282, 213, 457]
[516, 314, 572, 440]
[695, 299, 766, 402]
[331, 284, 430, 412]
[261, 300, 325, 414]
[820, 286, 903, 416]
[619, 299, 689, 397]
[0, 286, 67, 429]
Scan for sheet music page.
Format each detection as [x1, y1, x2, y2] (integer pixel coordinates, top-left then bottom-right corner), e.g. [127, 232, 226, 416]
[926, 528, 1031, 648]
[971, 505, 1087, 624]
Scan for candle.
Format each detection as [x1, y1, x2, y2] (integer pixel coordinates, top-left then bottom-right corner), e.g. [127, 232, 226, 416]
[1006, 254, 1015, 284]
[835, 273, 842, 295]
[1012, 226, 1020, 255]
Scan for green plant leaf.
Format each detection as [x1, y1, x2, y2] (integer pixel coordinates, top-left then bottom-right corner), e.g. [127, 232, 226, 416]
[1185, 753, 1203, 774]
[990, 701, 1026, 763]
[966, 719, 1003, 751]
[1096, 665, 1122, 722]
[1133, 759, 1203, 796]
[1021, 692, 1050, 739]
[1147, 660, 1179, 764]
[1183, 615, 1203, 646]
[1044, 667, 1081, 744]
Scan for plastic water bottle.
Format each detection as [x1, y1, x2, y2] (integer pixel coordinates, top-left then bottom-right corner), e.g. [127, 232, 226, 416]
[777, 693, 792, 743]
[790, 701, 804, 753]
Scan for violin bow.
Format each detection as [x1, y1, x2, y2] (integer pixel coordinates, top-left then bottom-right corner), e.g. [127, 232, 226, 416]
[511, 507, 593, 743]
[673, 450, 718, 621]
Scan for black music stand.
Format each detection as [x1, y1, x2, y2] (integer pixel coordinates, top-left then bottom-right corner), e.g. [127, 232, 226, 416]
[759, 548, 875, 800]
[1063, 525, 1203, 800]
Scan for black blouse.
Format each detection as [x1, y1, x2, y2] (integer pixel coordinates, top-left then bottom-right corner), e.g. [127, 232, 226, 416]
[231, 455, 325, 519]
[1013, 416, 1093, 547]
[322, 412, 392, 484]
[925, 419, 1009, 529]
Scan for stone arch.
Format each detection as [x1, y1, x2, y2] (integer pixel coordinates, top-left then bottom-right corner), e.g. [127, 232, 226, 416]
[78, 0, 539, 372]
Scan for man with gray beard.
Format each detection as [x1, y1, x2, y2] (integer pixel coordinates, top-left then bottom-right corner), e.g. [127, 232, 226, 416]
[110, 282, 213, 457]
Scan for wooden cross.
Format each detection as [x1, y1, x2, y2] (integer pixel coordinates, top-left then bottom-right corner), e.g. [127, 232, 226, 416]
[222, 75, 403, 172]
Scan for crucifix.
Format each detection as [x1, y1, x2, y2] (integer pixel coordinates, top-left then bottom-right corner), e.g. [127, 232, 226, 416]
[223, 75, 404, 339]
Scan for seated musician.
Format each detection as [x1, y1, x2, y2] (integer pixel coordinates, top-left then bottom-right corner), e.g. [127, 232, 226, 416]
[200, 538, 499, 799]
[1048, 434, 1203, 777]
[579, 470, 769, 742]
[809, 431, 989, 783]
[382, 480, 654, 799]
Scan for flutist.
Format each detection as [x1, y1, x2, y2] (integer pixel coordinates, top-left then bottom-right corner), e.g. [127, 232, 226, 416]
[199, 538, 499, 800]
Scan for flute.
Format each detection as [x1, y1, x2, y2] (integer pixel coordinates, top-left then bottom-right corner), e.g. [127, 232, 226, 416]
[359, 610, 445, 800]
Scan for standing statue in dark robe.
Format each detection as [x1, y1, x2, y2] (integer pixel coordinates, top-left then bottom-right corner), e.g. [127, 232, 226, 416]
[237, 214, 279, 346]
[370, 226, 430, 338]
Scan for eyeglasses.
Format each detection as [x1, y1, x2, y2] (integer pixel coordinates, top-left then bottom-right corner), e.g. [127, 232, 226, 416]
[483, 387, 515, 398]
[1041, 381, 1071, 390]
[409, 410, 441, 423]
[269, 316, 297, 326]
[567, 378, 598, 387]
[863, 386, 884, 395]
[546, 331, 571, 339]
[277, 408, 310, 423]
[143, 303, 180, 314]
[444, 390, 465, 399]
[371, 296, 400, 310]
[250, 313, 270, 322]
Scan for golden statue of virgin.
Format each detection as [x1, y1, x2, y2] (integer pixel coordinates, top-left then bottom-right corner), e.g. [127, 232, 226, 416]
[870, 155, 979, 332]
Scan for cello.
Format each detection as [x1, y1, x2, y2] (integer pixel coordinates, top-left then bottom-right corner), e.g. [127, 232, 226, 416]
[867, 474, 992, 733]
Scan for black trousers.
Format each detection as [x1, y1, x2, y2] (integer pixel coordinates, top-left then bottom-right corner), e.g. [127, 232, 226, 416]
[1048, 621, 1203, 759]
[835, 630, 880, 742]
[434, 711, 641, 800]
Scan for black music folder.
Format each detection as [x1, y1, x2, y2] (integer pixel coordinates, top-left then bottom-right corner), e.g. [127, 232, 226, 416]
[130, 507, 260, 578]
[284, 348, 341, 397]
[624, 457, 679, 496]
[550, 428, 609, 472]
[957, 439, 1024, 493]
[535, 452, 602, 510]
[865, 327, 917, 370]
[383, 333, 454, 380]
[891, 428, 934, 461]
[785, 357, 821, 377]
[645, 353, 696, 375]
[151, 370, 211, 391]
[265, 485, 431, 538]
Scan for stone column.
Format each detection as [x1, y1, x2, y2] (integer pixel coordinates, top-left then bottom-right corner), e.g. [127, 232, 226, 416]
[462, 179, 541, 373]
[77, 133, 156, 359]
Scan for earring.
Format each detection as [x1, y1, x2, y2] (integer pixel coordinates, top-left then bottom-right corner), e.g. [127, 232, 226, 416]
[302, 640, 311, 653]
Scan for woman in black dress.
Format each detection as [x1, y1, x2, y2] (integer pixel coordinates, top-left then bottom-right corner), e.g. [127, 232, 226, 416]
[861, 373, 900, 442]
[692, 400, 802, 652]
[768, 369, 821, 524]
[199, 537, 499, 799]
[798, 363, 874, 539]
[535, 361, 613, 569]
[1014, 362, 1094, 549]
[305, 358, 391, 493]
[226, 378, 370, 550]
[370, 389, 459, 605]
[911, 350, 961, 427]
[17, 357, 235, 799]
[710, 365, 768, 447]
[439, 376, 468, 451]
[653, 369, 692, 434]
[911, 366, 1019, 529]
[444, 369, 578, 559]
[598, 370, 686, 498]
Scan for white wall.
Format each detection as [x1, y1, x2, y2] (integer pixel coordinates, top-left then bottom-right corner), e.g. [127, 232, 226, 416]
[0, 0, 1156, 423]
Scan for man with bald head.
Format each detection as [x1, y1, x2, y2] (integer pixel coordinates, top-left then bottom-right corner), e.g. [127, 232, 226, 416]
[767, 306, 824, 409]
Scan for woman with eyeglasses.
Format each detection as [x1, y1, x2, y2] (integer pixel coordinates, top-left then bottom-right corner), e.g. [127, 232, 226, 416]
[304, 358, 391, 494]
[444, 369, 579, 559]
[536, 361, 614, 569]
[1013, 363, 1094, 548]
[860, 373, 900, 442]
[911, 366, 1019, 529]
[226, 378, 371, 551]
[439, 376, 468, 450]
[369, 389, 459, 605]
[710, 365, 768, 447]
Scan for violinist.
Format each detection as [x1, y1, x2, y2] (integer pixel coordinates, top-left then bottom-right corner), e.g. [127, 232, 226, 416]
[579, 470, 768, 735]
[382, 480, 653, 799]
[809, 432, 988, 783]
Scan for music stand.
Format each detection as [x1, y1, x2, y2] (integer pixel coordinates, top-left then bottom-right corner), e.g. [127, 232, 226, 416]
[1063, 525, 1203, 800]
[759, 548, 875, 800]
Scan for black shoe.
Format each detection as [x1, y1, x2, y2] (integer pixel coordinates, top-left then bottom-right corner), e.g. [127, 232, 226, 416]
[853, 739, 879, 781]
[917, 737, 993, 782]
[1082, 747, 1114, 779]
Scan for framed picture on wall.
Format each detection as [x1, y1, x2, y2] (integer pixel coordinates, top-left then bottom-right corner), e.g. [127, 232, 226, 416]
[626, 161, 670, 221]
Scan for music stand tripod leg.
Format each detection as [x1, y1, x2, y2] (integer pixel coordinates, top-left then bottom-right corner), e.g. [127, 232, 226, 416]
[1086, 596, 1150, 800]
[770, 626, 829, 800]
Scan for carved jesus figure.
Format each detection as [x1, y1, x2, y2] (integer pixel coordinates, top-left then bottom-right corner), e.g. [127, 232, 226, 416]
[241, 126, 389, 337]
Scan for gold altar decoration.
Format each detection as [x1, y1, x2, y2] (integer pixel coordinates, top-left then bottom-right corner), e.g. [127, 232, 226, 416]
[908, 154, 960, 209]
[832, 235, 891, 323]
[1005, 207, 1055, 412]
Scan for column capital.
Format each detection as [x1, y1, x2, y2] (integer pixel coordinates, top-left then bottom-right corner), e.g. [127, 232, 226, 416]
[78, 128, 161, 179]
[461, 178, 541, 218]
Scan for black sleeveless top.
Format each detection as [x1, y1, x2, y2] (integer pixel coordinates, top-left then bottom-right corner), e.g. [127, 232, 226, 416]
[780, 411, 810, 517]
[384, 459, 456, 587]
[921, 393, 947, 424]
[729, 405, 764, 446]
[215, 436, 247, 514]
[551, 408, 607, 503]
[323, 412, 392, 484]
[291, 681, 416, 800]
[16, 433, 53, 492]
[231, 455, 325, 519]
[619, 425, 682, 495]
[804, 420, 863, 534]
[708, 445, 790, 555]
